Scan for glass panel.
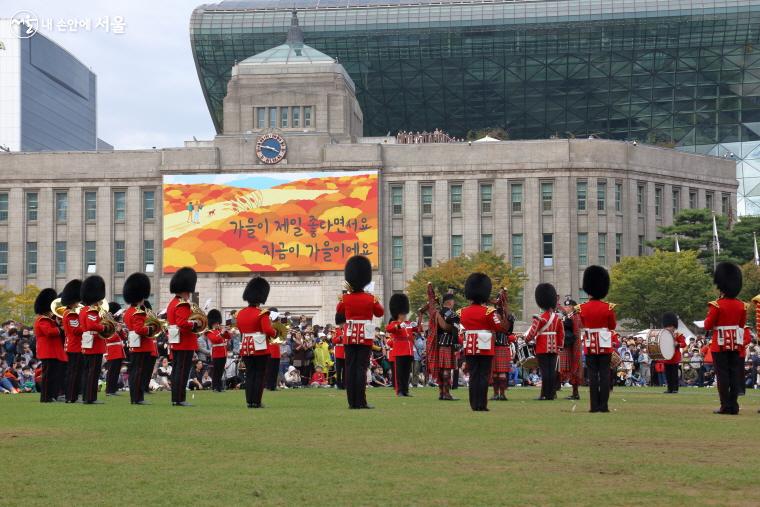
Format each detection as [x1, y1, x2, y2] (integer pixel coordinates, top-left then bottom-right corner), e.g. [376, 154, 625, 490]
[0, 193, 7, 221]
[256, 107, 266, 129]
[115, 240, 125, 273]
[616, 234, 623, 263]
[421, 185, 433, 215]
[303, 106, 312, 127]
[655, 187, 663, 217]
[480, 234, 493, 252]
[269, 107, 277, 128]
[597, 181, 606, 212]
[598, 233, 607, 265]
[26, 242, 37, 275]
[143, 191, 155, 220]
[391, 186, 403, 215]
[280, 107, 289, 128]
[480, 184, 492, 213]
[0, 243, 7, 275]
[422, 235, 433, 267]
[450, 184, 462, 214]
[392, 236, 403, 270]
[114, 191, 126, 222]
[511, 184, 523, 213]
[85, 191, 97, 221]
[577, 181, 587, 211]
[85, 241, 97, 272]
[543, 233, 553, 267]
[56, 192, 68, 222]
[292, 107, 300, 128]
[541, 182, 553, 212]
[56, 241, 66, 275]
[26, 192, 38, 221]
[451, 235, 462, 257]
[615, 183, 623, 213]
[511, 234, 523, 268]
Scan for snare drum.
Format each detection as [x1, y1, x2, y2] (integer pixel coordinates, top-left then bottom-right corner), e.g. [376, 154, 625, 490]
[646, 328, 675, 361]
[610, 351, 622, 370]
[516, 343, 537, 369]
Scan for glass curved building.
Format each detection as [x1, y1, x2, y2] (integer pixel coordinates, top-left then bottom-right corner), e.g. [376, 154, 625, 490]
[191, 0, 760, 213]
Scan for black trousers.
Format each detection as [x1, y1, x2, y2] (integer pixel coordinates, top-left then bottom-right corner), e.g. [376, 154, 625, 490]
[106, 358, 122, 394]
[143, 355, 157, 392]
[40, 358, 62, 402]
[394, 355, 412, 395]
[665, 363, 680, 393]
[538, 353, 558, 400]
[345, 345, 371, 408]
[586, 354, 611, 412]
[82, 353, 103, 403]
[713, 351, 742, 413]
[335, 358, 345, 389]
[265, 356, 279, 391]
[170, 350, 194, 403]
[65, 352, 84, 402]
[243, 355, 268, 405]
[129, 352, 150, 403]
[212, 357, 226, 392]
[466, 355, 493, 411]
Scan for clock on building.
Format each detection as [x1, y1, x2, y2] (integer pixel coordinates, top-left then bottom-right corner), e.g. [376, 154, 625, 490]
[255, 133, 287, 164]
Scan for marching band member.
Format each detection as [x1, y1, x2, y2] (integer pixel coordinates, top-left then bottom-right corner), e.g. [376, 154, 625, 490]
[142, 300, 159, 396]
[559, 298, 583, 400]
[265, 308, 284, 391]
[60, 279, 84, 403]
[79, 275, 109, 405]
[431, 294, 459, 401]
[460, 273, 507, 412]
[704, 262, 746, 415]
[333, 313, 346, 389]
[490, 300, 515, 401]
[166, 267, 201, 407]
[206, 309, 229, 393]
[524, 283, 564, 401]
[661, 312, 687, 394]
[34, 288, 64, 403]
[577, 265, 618, 413]
[336, 255, 384, 409]
[386, 293, 422, 398]
[104, 302, 126, 396]
[123, 272, 155, 405]
[238, 276, 275, 408]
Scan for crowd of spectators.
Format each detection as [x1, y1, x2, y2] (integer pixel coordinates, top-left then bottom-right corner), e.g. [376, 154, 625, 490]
[395, 129, 460, 144]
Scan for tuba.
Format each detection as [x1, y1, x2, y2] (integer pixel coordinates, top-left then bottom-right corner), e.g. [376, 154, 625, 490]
[144, 309, 168, 338]
[96, 299, 118, 338]
[189, 302, 208, 333]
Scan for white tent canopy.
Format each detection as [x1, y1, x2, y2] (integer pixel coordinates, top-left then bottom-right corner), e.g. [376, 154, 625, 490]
[473, 135, 500, 143]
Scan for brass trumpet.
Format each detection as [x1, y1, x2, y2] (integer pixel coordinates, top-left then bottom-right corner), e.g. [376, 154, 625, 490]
[144, 309, 168, 338]
[189, 302, 208, 333]
[96, 299, 118, 338]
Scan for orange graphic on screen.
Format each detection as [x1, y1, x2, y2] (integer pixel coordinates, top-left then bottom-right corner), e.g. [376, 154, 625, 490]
[162, 171, 379, 273]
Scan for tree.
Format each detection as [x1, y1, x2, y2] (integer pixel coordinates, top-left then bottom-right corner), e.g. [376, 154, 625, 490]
[0, 285, 41, 324]
[406, 251, 526, 319]
[608, 251, 714, 329]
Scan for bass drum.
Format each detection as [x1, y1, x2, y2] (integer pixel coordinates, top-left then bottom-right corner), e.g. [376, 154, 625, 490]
[646, 328, 675, 361]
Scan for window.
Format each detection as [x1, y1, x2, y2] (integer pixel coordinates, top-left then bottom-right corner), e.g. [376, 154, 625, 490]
[511, 234, 523, 267]
[115, 240, 125, 273]
[721, 194, 729, 215]
[26, 242, 37, 275]
[292, 107, 300, 127]
[143, 190, 155, 220]
[598, 233, 607, 265]
[113, 294, 125, 306]
[85, 191, 97, 221]
[689, 191, 697, 209]
[422, 236, 433, 267]
[0, 243, 7, 275]
[144, 240, 155, 272]
[451, 235, 463, 257]
[672, 188, 681, 216]
[26, 192, 38, 221]
[597, 180, 606, 212]
[392, 236, 403, 270]
[85, 241, 96, 273]
[615, 234, 622, 263]
[113, 191, 126, 222]
[280, 107, 289, 128]
[303, 106, 312, 127]
[543, 234, 553, 267]
[480, 234, 493, 252]
[269, 107, 277, 128]
[391, 186, 403, 216]
[577, 181, 587, 211]
[480, 184, 492, 213]
[450, 184, 462, 214]
[655, 187, 662, 218]
[638, 235, 645, 256]
[541, 182, 553, 212]
[578, 233, 588, 265]
[637, 185, 645, 214]
[615, 183, 623, 212]
[256, 108, 266, 129]
[511, 184, 523, 213]
[55, 241, 66, 275]
[54, 192, 68, 222]
[0, 193, 7, 221]
[420, 185, 433, 215]
[706, 192, 714, 210]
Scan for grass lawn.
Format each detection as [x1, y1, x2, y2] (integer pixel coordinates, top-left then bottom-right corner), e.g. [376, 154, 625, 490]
[4, 385, 760, 506]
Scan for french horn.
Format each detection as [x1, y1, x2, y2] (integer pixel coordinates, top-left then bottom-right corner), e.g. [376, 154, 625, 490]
[189, 302, 208, 333]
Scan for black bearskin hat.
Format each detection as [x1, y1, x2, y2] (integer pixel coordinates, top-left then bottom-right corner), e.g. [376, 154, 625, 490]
[243, 276, 270, 306]
[143, 300, 152, 311]
[535, 283, 558, 311]
[207, 309, 222, 327]
[335, 312, 346, 325]
[464, 273, 492, 304]
[582, 265, 610, 300]
[442, 293, 455, 303]
[60, 279, 82, 306]
[81, 275, 106, 305]
[344, 255, 372, 292]
[123, 272, 151, 305]
[714, 262, 742, 298]
[109, 301, 121, 316]
[662, 312, 678, 328]
[34, 288, 58, 315]
[389, 293, 410, 320]
[170, 266, 197, 294]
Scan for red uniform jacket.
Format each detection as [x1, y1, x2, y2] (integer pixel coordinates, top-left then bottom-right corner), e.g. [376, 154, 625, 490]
[577, 299, 618, 355]
[385, 321, 420, 357]
[207, 329, 230, 359]
[460, 304, 505, 356]
[166, 296, 198, 351]
[237, 306, 275, 356]
[268, 338, 281, 359]
[105, 330, 126, 361]
[336, 292, 384, 346]
[63, 309, 83, 354]
[123, 306, 156, 354]
[664, 331, 687, 365]
[525, 310, 565, 354]
[332, 328, 345, 359]
[704, 298, 747, 353]
[34, 315, 66, 361]
[740, 327, 750, 359]
[79, 305, 107, 355]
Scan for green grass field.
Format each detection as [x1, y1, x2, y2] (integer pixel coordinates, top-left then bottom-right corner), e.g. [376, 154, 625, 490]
[4, 386, 760, 506]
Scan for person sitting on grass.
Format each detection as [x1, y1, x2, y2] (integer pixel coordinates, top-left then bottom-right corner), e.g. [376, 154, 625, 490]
[156, 357, 172, 391]
[310, 365, 329, 387]
[19, 366, 35, 392]
[370, 366, 389, 387]
[188, 360, 206, 390]
[0, 368, 18, 394]
[284, 365, 301, 388]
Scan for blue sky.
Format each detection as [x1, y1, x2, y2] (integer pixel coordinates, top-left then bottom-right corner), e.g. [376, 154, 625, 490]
[4, 0, 217, 149]
[164, 171, 377, 189]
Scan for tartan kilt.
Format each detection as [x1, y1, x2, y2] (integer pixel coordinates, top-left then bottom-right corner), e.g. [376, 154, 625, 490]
[429, 345, 456, 379]
[492, 345, 512, 374]
[559, 340, 583, 385]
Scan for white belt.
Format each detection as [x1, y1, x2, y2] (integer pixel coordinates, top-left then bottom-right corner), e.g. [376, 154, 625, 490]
[347, 319, 372, 326]
[715, 326, 742, 346]
[211, 343, 226, 348]
[540, 332, 557, 335]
